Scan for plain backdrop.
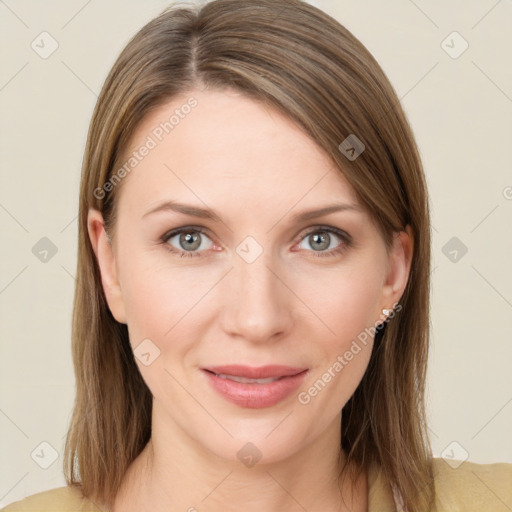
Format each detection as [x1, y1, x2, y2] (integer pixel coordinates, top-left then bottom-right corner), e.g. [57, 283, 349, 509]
[1, 0, 511, 506]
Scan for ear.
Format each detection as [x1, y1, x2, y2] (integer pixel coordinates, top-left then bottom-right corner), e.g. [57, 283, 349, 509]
[379, 225, 414, 314]
[87, 209, 127, 324]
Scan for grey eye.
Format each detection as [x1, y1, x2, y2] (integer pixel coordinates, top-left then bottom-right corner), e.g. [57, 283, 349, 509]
[298, 231, 341, 252]
[167, 231, 213, 252]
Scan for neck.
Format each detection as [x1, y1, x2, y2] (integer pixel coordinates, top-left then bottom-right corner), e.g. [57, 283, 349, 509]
[113, 402, 367, 512]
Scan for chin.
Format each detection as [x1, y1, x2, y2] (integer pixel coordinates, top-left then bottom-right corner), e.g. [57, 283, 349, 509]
[194, 414, 315, 467]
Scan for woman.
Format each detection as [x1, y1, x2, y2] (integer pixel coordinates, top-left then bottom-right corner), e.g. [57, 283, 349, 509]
[3, 0, 510, 511]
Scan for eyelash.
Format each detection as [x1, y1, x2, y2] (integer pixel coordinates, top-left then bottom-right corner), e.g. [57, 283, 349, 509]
[159, 225, 352, 259]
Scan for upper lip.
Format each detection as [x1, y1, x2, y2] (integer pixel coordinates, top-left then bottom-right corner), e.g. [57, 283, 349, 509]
[202, 365, 308, 379]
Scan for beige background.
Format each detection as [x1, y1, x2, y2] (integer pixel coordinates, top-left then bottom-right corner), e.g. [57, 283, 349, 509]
[1, 0, 511, 506]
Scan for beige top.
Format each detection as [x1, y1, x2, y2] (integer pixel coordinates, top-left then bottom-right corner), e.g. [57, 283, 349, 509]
[2, 458, 511, 511]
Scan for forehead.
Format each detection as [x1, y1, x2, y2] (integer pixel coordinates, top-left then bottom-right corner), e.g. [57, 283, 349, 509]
[116, 88, 360, 215]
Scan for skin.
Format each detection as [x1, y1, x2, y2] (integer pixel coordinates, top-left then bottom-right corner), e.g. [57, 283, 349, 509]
[88, 88, 413, 512]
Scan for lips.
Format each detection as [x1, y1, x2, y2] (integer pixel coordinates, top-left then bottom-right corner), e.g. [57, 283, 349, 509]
[202, 365, 307, 380]
[201, 365, 309, 408]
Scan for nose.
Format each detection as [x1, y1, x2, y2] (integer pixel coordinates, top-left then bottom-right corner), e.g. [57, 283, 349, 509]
[219, 247, 294, 344]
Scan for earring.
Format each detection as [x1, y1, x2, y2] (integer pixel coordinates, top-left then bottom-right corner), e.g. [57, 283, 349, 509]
[382, 308, 392, 316]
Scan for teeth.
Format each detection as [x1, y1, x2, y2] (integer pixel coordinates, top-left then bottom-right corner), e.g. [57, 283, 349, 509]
[215, 373, 281, 384]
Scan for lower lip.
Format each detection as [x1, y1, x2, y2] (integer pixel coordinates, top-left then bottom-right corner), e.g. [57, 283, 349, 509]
[202, 369, 308, 409]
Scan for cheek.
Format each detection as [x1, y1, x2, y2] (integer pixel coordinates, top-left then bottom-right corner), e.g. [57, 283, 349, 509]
[117, 248, 216, 380]
[116, 246, 178, 348]
[300, 257, 384, 339]
[294, 260, 383, 408]
[117, 241, 188, 327]
[117, 258, 194, 396]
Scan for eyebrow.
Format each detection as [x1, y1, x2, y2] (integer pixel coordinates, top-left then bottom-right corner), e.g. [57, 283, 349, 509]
[142, 200, 363, 223]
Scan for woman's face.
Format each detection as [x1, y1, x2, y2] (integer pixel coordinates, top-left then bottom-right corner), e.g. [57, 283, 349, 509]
[88, 88, 411, 465]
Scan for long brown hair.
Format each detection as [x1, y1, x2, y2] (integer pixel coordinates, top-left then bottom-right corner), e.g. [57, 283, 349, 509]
[64, 0, 434, 510]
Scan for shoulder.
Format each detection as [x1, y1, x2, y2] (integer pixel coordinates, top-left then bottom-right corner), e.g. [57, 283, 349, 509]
[0, 485, 108, 512]
[432, 457, 512, 511]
